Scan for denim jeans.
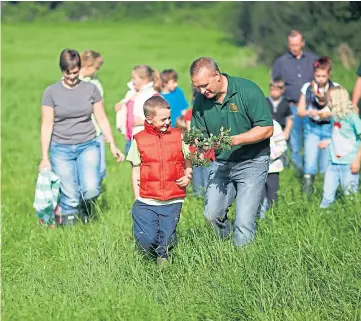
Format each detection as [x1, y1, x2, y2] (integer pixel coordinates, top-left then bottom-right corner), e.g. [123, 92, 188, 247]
[259, 173, 279, 219]
[204, 155, 269, 247]
[96, 134, 106, 181]
[125, 139, 132, 155]
[192, 166, 211, 197]
[132, 200, 182, 259]
[304, 119, 332, 175]
[50, 138, 101, 216]
[290, 105, 304, 171]
[320, 161, 359, 208]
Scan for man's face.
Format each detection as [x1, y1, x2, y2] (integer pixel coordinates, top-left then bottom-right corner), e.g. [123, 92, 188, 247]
[288, 35, 304, 57]
[63, 66, 80, 87]
[148, 108, 171, 132]
[191, 68, 221, 99]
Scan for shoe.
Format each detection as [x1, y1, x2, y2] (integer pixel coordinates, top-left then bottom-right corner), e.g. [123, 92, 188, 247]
[157, 257, 169, 266]
[302, 174, 315, 195]
[57, 214, 79, 226]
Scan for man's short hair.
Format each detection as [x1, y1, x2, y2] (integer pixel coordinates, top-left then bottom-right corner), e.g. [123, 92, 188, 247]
[189, 57, 220, 77]
[288, 30, 303, 39]
[143, 96, 170, 118]
[160, 69, 178, 83]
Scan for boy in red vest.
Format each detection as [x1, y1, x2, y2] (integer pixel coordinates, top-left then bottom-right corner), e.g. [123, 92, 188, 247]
[126, 96, 193, 265]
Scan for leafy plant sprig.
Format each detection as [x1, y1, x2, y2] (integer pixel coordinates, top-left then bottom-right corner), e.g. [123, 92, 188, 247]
[183, 127, 232, 167]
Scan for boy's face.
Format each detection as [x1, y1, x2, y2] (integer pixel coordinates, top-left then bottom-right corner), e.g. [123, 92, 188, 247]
[270, 83, 284, 100]
[165, 79, 178, 92]
[147, 108, 171, 132]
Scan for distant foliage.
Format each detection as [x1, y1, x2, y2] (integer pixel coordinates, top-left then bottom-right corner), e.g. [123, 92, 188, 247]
[2, 1, 360, 66]
[229, 1, 361, 65]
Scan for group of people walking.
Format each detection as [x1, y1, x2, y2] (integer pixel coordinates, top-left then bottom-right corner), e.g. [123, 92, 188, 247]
[37, 29, 361, 265]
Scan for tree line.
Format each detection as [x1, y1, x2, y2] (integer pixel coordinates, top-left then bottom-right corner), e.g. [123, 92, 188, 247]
[2, 1, 360, 66]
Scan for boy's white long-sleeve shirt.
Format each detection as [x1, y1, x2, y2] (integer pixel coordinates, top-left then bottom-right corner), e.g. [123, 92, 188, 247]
[269, 120, 287, 173]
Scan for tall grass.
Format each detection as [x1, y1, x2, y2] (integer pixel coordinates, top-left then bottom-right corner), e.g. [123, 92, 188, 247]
[1, 22, 360, 320]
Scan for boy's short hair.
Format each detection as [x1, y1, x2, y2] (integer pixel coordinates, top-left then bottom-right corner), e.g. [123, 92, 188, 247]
[270, 77, 285, 88]
[160, 69, 178, 83]
[144, 96, 170, 118]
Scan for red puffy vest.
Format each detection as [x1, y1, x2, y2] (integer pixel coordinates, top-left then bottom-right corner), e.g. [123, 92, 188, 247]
[134, 121, 186, 201]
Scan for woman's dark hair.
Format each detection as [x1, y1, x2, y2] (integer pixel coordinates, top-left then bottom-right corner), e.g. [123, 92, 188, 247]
[59, 48, 81, 72]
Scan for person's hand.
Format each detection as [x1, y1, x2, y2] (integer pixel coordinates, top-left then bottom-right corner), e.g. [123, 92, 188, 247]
[39, 159, 51, 173]
[114, 102, 124, 112]
[230, 135, 242, 146]
[309, 109, 319, 118]
[283, 130, 290, 141]
[109, 143, 125, 162]
[350, 160, 360, 174]
[318, 140, 331, 149]
[176, 174, 192, 188]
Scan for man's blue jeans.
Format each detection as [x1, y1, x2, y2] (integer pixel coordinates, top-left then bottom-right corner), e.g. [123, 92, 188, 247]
[320, 161, 359, 208]
[50, 138, 101, 216]
[290, 105, 304, 171]
[132, 200, 182, 259]
[304, 120, 332, 175]
[192, 166, 211, 197]
[204, 155, 269, 247]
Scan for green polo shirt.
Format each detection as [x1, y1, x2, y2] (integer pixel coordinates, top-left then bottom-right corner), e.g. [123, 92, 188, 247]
[191, 73, 273, 161]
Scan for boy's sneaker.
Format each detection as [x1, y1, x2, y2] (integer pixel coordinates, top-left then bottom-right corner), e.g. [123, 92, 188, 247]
[57, 214, 79, 226]
[302, 174, 315, 195]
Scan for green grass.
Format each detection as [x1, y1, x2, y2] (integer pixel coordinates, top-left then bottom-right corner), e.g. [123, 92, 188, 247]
[2, 22, 361, 320]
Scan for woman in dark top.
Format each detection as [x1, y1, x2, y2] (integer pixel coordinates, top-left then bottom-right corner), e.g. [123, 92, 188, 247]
[39, 49, 124, 226]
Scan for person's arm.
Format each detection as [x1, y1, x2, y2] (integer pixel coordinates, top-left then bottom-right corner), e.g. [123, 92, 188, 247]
[93, 100, 124, 162]
[351, 135, 361, 174]
[176, 140, 193, 188]
[283, 117, 293, 141]
[39, 106, 54, 172]
[352, 77, 361, 114]
[176, 116, 187, 130]
[231, 126, 274, 146]
[132, 166, 140, 199]
[297, 94, 309, 117]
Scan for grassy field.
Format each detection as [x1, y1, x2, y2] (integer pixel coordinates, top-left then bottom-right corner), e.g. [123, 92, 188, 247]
[2, 22, 361, 320]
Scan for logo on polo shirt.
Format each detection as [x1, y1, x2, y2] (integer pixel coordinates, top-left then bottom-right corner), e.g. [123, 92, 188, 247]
[230, 103, 238, 112]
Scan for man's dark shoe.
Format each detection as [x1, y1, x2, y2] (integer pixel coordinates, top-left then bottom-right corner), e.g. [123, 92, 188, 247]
[302, 174, 315, 194]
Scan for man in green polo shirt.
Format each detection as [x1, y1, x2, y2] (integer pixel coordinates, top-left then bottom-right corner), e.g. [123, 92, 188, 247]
[190, 57, 274, 247]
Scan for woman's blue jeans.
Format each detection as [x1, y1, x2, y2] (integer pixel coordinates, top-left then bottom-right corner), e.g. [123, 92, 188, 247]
[304, 119, 332, 175]
[50, 138, 101, 216]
